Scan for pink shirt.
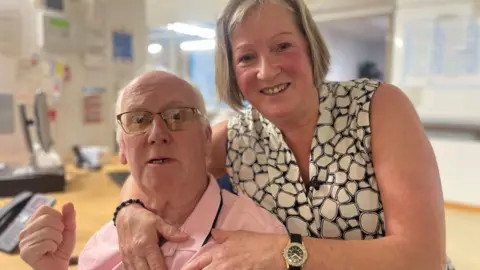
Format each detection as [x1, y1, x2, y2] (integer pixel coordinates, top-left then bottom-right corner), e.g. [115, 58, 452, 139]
[79, 175, 287, 270]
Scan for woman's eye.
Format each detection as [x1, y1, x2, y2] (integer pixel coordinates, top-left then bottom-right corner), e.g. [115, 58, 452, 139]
[277, 42, 292, 52]
[238, 54, 255, 63]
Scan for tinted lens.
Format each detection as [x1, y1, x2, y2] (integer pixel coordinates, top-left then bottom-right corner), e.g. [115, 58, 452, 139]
[162, 108, 196, 131]
[120, 111, 153, 134]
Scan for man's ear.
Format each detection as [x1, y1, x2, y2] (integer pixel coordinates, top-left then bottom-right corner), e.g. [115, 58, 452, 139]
[204, 124, 213, 161]
[118, 135, 127, 165]
[120, 150, 127, 164]
[205, 124, 212, 143]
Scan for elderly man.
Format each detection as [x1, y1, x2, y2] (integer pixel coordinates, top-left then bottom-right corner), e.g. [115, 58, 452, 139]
[18, 71, 286, 270]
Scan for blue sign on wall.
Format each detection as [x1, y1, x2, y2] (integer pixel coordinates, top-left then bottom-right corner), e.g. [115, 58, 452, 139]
[113, 31, 133, 61]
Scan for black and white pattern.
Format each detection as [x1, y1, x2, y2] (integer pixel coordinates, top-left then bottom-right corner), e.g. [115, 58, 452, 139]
[226, 78, 455, 269]
[226, 78, 384, 239]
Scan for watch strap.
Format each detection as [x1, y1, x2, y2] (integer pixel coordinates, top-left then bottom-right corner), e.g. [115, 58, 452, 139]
[290, 233, 302, 244]
[288, 234, 303, 270]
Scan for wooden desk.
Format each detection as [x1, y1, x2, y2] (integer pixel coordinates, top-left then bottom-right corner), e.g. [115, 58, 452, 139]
[0, 164, 129, 270]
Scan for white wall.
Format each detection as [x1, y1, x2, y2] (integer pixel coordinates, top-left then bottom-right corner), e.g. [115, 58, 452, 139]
[392, 0, 480, 207]
[321, 26, 386, 81]
[145, 0, 395, 27]
[431, 138, 480, 206]
[392, 0, 480, 124]
[146, 0, 222, 26]
[0, 0, 148, 164]
[307, 0, 393, 12]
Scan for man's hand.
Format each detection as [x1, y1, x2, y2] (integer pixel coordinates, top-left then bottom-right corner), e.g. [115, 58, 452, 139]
[19, 202, 76, 270]
[115, 204, 189, 270]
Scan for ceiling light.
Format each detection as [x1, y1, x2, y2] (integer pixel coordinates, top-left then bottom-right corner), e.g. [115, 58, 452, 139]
[180, 39, 215, 51]
[148, 43, 163, 54]
[167, 22, 215, 39]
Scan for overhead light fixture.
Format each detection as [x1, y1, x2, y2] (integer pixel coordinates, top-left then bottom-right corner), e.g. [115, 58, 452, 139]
[148, 43, 163, 54]
[180, 39, 215, 52]
[166, 22, 215, 39]
[394, 37, 404, 48]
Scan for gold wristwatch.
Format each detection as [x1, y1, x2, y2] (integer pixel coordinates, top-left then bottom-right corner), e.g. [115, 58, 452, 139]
[282, 233, 308, 270]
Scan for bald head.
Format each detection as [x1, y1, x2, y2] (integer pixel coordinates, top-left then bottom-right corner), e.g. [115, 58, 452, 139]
[115, 71, 208, 143]
[120, 71, 206, 114]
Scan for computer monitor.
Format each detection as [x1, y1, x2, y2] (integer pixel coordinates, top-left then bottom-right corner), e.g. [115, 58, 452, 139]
[46, 0, 64, 12]
[34, 90, 53, 153]
[17, 90, 53, 167]
[2, 91, 65, 196]
[17, 104, 34, 156]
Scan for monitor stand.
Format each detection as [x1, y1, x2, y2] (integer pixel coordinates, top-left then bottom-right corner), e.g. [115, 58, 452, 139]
[0, 163, 66, 197]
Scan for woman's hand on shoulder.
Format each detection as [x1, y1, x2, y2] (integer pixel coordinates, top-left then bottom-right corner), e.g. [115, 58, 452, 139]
[370, 83, 446, 262]
[115, 203, 189, 270]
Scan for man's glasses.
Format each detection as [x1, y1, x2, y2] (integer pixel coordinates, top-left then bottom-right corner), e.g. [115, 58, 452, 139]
[116, 107, 206, 135]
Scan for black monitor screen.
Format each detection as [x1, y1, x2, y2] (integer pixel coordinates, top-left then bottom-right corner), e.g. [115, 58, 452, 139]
[46, 0, 64, 12]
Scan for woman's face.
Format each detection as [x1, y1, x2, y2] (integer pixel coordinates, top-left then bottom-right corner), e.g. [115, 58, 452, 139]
[231, 2, 315, 119]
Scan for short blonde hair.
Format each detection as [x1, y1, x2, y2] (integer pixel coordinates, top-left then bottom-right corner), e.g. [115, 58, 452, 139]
[215, 0, 330, 111]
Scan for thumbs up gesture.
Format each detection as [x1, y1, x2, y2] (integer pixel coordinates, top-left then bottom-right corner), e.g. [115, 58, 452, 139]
[19, 202, 76, 270]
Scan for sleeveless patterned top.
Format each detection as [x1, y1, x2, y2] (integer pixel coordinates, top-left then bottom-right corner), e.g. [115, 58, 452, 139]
[225, 78, 456, 269]
[226, 78, 384, 239]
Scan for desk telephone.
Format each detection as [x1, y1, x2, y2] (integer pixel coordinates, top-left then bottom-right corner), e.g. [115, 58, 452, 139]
[0, 191, 55, 253]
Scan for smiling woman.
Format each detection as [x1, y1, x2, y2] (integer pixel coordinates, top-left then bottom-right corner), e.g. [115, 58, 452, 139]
[115, 0, 455, 269]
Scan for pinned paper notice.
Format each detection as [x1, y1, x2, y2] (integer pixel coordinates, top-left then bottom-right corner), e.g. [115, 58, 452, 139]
[0, 10, 21, 56]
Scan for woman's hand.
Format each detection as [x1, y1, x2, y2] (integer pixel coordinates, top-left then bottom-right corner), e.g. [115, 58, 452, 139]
[183, 229, 288, 270]
[115, 204, 189, 270]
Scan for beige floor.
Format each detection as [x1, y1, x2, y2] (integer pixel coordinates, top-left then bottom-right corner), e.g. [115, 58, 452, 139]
[1, 164, 479, 269]
[445, 208, 480, 269]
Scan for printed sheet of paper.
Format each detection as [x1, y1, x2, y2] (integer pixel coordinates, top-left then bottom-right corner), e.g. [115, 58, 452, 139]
[0, 54, 16, 94]
[0, 10, 21, 56]
[0, 93, 14, 134]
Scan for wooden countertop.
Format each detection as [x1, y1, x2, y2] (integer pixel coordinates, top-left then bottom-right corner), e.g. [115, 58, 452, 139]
[0, 163, 129, 270]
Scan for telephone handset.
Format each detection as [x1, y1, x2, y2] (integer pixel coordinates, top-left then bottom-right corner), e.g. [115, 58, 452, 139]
[0, 191, 56, 253]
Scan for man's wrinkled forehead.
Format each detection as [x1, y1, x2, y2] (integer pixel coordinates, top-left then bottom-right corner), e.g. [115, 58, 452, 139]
[121, 71, 199, 111]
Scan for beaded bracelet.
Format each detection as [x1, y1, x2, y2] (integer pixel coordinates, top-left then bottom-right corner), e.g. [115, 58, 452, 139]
[112, 198, 146, 226]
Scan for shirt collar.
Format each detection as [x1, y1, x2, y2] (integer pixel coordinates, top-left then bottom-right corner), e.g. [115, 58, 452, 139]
[161, 174, 221, 256]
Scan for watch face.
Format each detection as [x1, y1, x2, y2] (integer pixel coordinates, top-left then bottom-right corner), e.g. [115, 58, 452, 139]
[284, 243, 307, 266]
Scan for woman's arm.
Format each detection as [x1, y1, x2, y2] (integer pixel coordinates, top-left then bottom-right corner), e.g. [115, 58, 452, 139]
[299, 83, 445, 269]
[207, 120, 228, 178]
